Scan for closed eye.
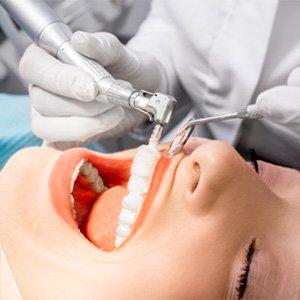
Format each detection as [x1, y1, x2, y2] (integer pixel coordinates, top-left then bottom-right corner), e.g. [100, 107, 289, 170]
[235, 239, 256, 299]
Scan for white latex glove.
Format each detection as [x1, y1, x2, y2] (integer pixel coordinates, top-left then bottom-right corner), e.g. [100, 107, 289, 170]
[256, 67, 300, 135]
[19, 32, 165, 144]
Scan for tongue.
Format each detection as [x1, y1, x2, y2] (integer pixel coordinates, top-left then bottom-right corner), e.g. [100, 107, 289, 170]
[83, 185, 128, 251]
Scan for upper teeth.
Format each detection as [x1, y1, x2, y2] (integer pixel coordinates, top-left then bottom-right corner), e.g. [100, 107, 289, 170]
[79, 161, 106, 193]
[70, 159, 85, 192]
[70, 160, 106, 194]
[69, 159, 107, 219]
[115, 145, 160, 247]
[91, 177, 106, 193]
[69, 194, 77, 219]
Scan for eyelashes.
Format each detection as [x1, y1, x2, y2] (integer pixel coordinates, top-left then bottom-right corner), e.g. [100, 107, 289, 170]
[236, 239, 256, 299]
[248, 148, 259, 174]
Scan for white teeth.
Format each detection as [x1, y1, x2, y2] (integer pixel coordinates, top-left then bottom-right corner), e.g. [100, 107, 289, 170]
[130, 146, 160, 178]
[131, 160, 156, 178]
[70, 159, 85, 192]
[115, 236, 126, 247]
[122, 193, 143, 211]
[133, 145, 160, 163]
[116, 224, 131, 237]
[70, 160, 107, 222]
[78, 161, 107, 193]
[127, 176, 148, 194]
[115, 145, 160, 248]
[69, 195, 77, 219]
[79, 161, 92, 176]
[118, 209, 136, 225]
[91, 177, 106, 193]
[86, 167, 99, 183]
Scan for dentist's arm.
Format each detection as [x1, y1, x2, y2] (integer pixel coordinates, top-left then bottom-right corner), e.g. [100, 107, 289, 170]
[256, 67, 300, 135]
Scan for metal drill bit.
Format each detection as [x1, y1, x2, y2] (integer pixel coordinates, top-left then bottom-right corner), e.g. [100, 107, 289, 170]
[148, 124, 164, 149]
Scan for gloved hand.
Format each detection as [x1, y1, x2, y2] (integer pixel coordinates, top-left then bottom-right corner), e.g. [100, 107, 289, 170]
[256, 67, 300, 135]
[19, 32, 166, 144]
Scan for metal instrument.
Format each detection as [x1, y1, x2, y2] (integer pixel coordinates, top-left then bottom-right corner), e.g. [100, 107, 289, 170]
[167, 104, 265, 156]
[0, 0, 176, 147]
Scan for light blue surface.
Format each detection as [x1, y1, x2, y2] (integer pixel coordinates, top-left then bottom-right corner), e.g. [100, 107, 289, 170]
[0, 93, 42, 169]
[0, 93, 107, 169]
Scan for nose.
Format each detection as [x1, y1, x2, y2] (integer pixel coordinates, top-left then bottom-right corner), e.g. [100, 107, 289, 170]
[183, 140, 246, 214]
[190, 140, 242, 174]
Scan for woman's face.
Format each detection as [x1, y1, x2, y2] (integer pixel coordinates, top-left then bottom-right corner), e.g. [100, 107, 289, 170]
[0, 139, 299, 299]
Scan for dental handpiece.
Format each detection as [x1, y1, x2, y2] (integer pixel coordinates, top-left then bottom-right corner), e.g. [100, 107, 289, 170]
[0, 0, 176, 147]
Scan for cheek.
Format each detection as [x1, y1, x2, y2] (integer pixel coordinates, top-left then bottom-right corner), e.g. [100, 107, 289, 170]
[174, 158, 201, 198]
[178, 154, 242, 216]
[173, 159, 205, 215]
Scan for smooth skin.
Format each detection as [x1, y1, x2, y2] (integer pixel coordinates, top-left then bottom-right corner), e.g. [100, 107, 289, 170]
[0, 138, 299, 299]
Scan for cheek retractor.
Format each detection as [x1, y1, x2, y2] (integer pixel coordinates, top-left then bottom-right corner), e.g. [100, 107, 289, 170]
[115, 144, 161, 247]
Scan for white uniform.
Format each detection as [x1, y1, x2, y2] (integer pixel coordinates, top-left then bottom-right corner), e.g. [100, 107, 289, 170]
[128, 0, 300, 166]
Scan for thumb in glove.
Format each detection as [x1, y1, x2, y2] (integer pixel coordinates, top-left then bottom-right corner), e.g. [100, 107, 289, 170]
[256, 67, 300, 132]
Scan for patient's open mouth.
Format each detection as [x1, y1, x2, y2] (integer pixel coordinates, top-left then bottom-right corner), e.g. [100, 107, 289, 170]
[49, 148, 170, 252]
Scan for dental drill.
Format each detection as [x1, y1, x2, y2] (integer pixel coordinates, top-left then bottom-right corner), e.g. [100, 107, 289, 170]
[0, 0, 176, 149]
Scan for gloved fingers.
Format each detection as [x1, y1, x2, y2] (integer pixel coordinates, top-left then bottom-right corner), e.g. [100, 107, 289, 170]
[30, 85, 114, 117]
[72, 31, 126, 67]
[72, 31, 140, 79]
[85, 107, 147, 142]
[31, 106, 125, 142]
[287, 67, 300, 86]
[256, 86, 300, 128]
[72, 31, 165, 91]
[19, 44, 98, 102]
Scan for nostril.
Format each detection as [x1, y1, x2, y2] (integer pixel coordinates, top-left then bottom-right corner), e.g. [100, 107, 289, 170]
[189, 162, 201, 193]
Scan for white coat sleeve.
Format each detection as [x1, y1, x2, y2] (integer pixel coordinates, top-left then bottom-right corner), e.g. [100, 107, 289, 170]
[128, 1, 282, 146]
